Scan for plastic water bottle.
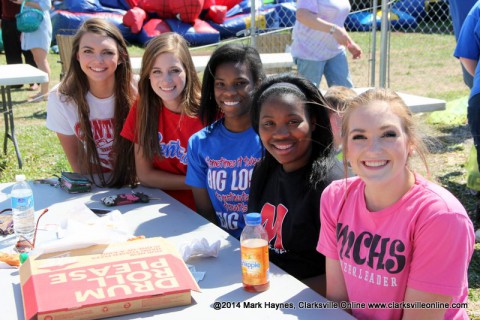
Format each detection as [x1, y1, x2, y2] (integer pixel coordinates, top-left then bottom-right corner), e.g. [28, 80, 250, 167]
[11, 174, 35, 241]
[240, 212, 270, 292]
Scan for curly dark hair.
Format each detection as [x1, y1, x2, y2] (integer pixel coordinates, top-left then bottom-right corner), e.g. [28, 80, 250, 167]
[199, 44, 266, 126]
[250, 73, 336, 189]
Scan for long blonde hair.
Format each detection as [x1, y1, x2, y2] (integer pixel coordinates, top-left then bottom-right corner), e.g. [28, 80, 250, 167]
[135, 32, 201, 160]
[59, 18, 136, 187]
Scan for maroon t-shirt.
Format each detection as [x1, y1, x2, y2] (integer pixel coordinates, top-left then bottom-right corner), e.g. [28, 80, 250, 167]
[1, 1, 21, 20]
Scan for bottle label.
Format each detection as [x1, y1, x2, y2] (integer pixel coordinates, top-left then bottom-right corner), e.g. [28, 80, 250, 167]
[241, 239, 269, 286]
[11, 195, 34, 209]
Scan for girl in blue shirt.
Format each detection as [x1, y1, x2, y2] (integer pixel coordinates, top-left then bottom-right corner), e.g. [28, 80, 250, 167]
[186, 44, 265, 238]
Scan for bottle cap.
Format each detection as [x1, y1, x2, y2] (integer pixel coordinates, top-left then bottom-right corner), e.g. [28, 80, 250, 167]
[245, 212, 262, 226]
[15, 174, 26, 182]
[19, 252, 29, 264]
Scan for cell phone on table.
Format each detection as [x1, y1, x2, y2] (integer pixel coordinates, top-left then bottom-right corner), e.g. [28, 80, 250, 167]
[89, 208, 111, 215]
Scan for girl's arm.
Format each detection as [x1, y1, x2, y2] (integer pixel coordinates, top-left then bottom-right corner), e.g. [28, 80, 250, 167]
[56, 133, 81, 172]
[459, 57, 477, 76]
[325, 257, 350, 312]
[191, 187, 217, 224]
[296, 8, 353, 48]
[134, 143, 190, 190]
[402, 209, 473, 320]
[402, 288, 450, 320]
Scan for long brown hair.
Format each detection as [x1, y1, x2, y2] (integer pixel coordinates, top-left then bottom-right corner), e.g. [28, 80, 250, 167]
[135, 32, 201, 161]
[59, 18, 136, 187]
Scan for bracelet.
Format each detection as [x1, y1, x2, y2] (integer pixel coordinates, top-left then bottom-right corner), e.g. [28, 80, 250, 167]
[329, 24, 337, 35]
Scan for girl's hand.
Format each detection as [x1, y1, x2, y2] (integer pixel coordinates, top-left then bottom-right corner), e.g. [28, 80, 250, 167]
[347, 42, 362, 60]
[10, 0, 23, 5]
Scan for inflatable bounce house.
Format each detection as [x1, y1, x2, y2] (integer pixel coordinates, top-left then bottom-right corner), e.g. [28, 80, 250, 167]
[51, 0, 431, 47]
[51, 0, 297, 47]
[345, 0, 421, 31]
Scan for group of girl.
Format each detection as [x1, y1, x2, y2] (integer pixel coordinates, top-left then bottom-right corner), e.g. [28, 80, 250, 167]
[46, 18, 474, 319]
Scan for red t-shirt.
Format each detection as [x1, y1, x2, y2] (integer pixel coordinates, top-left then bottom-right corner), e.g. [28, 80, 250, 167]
[121, 101, 204, 211]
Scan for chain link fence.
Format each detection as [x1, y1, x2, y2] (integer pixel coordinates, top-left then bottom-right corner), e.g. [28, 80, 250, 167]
[235, 0, 465, 98]
[249, 0, 452, 35]
[348, 0, 452, 34]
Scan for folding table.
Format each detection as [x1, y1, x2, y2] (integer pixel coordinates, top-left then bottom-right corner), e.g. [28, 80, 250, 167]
[0, 182, 354, 319]
[0, 64, 48, 168]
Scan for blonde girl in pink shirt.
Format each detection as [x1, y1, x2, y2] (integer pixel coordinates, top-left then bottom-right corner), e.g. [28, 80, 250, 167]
[318, 88, 474, 319]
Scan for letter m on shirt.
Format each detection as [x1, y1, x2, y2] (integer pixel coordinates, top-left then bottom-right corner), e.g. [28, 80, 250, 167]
[260, 203, 288, 250]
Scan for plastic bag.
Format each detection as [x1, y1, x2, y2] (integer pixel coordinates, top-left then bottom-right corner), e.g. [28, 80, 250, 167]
[466, 145, 480, 191]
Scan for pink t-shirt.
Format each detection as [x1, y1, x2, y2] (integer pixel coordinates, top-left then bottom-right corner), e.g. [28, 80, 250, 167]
[318, 174, 474, 320]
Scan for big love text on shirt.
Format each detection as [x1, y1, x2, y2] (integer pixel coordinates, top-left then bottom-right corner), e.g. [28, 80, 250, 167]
[206, 155, 259, 231]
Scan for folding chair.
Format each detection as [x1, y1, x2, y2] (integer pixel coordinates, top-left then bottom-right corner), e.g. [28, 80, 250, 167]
[56, 30, 76, 80]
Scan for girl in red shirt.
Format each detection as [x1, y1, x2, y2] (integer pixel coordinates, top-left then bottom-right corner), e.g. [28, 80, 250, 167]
[121, 33, 203, 210]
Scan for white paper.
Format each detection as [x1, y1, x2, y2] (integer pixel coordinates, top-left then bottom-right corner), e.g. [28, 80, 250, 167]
[178, 237, 221, 262]
[21, 201, 132, 257]
[0, 201, 136, 268]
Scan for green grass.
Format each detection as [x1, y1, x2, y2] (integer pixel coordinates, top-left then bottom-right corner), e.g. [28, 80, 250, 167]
[1, 32, 479, 317]
[0, 81, 68, 181]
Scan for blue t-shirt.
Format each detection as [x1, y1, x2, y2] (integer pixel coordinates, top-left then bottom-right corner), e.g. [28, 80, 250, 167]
[454, 1, 480, 97]
[448, 0, 477, 40]
[186, 120, 262, 239]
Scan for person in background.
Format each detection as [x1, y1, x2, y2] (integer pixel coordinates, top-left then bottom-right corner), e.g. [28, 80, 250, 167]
[248, 74, 343, 295]
[454, 1, 480, 240]
[186, 44, 265, 239]
[291, 0, 362, 88]
[0, 0, 38, 90]
[449, 0, 477, 88]
[455, 2, 480, 178]
[46, 18, 137, 187]
[121, 33, 203, 211]
[10, 0, 51, 101]
[318, 88, 474, 319]
[324, 85, 357, 153]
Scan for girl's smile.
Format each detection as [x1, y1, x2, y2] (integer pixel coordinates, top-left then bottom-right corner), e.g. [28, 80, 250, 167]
[149, 52, 186, 113]
[214, 62, 255, 131]
[77, 32, 120, 95]
[259, 94, 315, 172]
[346, 100, 412, 187]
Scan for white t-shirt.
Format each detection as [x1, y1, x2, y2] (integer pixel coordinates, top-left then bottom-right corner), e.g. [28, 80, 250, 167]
[291, 0, 351, 61]
[46, 85, 115, 170]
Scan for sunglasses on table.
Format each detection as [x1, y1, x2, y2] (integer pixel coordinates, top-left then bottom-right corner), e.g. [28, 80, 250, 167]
[0, 208, 49, 253]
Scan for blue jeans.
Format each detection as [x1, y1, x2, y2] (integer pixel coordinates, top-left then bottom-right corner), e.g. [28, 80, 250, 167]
[294, 50, 353, 88]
